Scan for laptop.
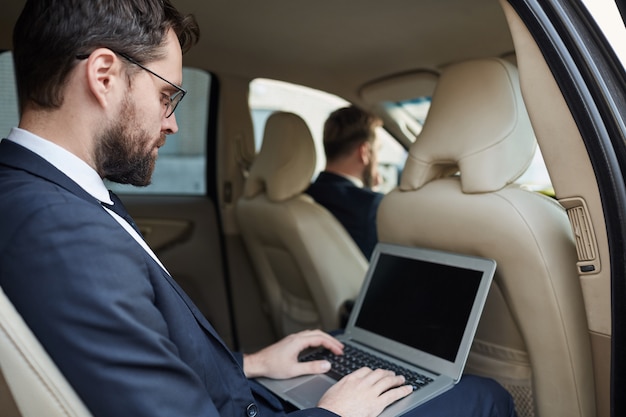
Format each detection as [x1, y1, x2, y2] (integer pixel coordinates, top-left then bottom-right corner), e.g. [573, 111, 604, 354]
[256, 243, 496, 416]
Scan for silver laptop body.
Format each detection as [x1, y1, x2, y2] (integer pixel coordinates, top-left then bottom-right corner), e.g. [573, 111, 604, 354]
[257, 243, 496, 417]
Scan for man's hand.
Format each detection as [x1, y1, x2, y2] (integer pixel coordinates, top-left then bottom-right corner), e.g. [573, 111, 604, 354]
[243, 330, 413, 416]
[317, 367, 414, 417]
[243, 329, 343, 379]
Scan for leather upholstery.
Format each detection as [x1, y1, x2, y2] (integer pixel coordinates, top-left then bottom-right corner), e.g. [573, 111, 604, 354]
[0, 286, 92, 417]
[237, 111, 368, 336]
[378, 58, 595, 417]
[399, 59, 535, 194]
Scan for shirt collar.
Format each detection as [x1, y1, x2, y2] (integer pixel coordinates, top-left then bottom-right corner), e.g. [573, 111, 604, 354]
[325, 170, 364, 188]
[7, 127, 113, 204]
[345, 174, 364, 188]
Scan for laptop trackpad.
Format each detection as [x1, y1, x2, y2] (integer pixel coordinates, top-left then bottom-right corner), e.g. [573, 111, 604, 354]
[285, 376, 334, 409]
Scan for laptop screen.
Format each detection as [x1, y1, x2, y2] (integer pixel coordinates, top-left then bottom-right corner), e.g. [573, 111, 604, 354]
[353, 252, 483, 362]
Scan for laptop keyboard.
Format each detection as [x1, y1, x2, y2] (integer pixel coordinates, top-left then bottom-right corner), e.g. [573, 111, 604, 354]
[299, 343, 434, 391]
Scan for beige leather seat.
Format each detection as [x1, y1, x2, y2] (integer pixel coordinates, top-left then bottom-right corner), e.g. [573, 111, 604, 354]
[377, 58, 595, 417]
[0, 286, 92, 417]
[236, 111, 368, 337]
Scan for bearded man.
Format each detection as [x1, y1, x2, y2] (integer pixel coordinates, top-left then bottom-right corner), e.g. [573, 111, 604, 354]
[307, 106, 385, 260]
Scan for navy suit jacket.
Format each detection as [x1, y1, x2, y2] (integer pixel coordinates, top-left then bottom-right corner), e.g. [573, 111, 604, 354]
[306, 172, 384, 260]
[0, 139, 336, 417]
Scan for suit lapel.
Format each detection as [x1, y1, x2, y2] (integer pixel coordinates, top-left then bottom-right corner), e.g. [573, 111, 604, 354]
[0, 139, 103, 210]
[155, 265, 230, 348]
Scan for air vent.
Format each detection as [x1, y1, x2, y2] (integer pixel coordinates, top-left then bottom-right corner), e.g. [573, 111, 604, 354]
[567, 206, 595, 261]
[560, 197, 600, 275]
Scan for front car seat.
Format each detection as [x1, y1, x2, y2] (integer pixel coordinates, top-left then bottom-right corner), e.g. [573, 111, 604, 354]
[377, 58, 595, 417]
[236, 111, 368, 337]
[0, 286, 92, 417]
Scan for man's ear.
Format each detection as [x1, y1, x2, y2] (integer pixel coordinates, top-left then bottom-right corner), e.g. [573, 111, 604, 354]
[358, 142, 371, 164]
[84, 48, 121, 110]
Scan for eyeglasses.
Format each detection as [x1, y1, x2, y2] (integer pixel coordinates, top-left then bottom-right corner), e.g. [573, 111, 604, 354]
[76, 51, 186, 118]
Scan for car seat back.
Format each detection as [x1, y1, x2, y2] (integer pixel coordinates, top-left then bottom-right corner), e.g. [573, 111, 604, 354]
[0, 286, 92, 417]
[378, 58, 595, 417]
[236, 111, 368, 336]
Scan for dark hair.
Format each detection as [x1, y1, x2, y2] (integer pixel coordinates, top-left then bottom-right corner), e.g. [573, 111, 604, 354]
[12, 0, 200, 111]
[323, 105, 381, 162]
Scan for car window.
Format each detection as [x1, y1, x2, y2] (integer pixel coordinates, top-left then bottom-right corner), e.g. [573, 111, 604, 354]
[249, 78, 407, 193]
[388, 96, 432, 134]
[0, 52, 19, 136]
[582, 0, 626, 69]
[0, 51, 211, 196]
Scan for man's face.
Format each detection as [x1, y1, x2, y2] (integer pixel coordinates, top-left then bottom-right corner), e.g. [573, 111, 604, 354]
[94, 29, 182, 186]
[362, 134, 381, 189]
[94, 95, 165, 186]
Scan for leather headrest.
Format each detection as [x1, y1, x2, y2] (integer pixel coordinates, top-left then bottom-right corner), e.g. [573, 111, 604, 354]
[400, 58, 536, 194]
[243, 111, 316, 201]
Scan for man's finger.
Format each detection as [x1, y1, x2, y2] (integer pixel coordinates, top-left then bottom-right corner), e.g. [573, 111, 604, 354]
[378, 384, 414, 404]
[297, 359, 332, 375]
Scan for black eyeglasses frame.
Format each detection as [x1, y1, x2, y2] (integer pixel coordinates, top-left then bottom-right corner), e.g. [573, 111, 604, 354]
[76, 51, 186, 118]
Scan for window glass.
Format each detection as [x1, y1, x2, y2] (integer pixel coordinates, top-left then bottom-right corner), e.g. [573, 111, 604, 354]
[582, 0, 626, 69]
[0, 51, 210, 196]
[249, 78, 407, 193]
[383, 96, 432, 141]
[0, 52, 19, 136]
[392, 96, 432, 128]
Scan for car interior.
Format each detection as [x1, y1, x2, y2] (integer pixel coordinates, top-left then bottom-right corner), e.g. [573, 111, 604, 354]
[1, 0, 625, 416]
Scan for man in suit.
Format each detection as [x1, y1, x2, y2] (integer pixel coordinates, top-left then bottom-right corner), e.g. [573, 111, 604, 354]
[306, 106, 384, 260]
[0, 1, 517, 416]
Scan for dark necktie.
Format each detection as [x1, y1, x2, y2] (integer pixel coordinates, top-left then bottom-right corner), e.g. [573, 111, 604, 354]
[101, 191, 143, 237]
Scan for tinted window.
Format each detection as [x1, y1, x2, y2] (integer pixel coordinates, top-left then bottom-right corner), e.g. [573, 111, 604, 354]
[0, 52, 19, 136]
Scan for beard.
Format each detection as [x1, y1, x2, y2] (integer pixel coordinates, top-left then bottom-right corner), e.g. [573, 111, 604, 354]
[94, 97, 162, 186]
[363, 162, 374, 189]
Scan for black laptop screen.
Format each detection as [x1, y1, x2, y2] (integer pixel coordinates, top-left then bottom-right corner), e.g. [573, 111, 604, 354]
[354, 253, 483, 362]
